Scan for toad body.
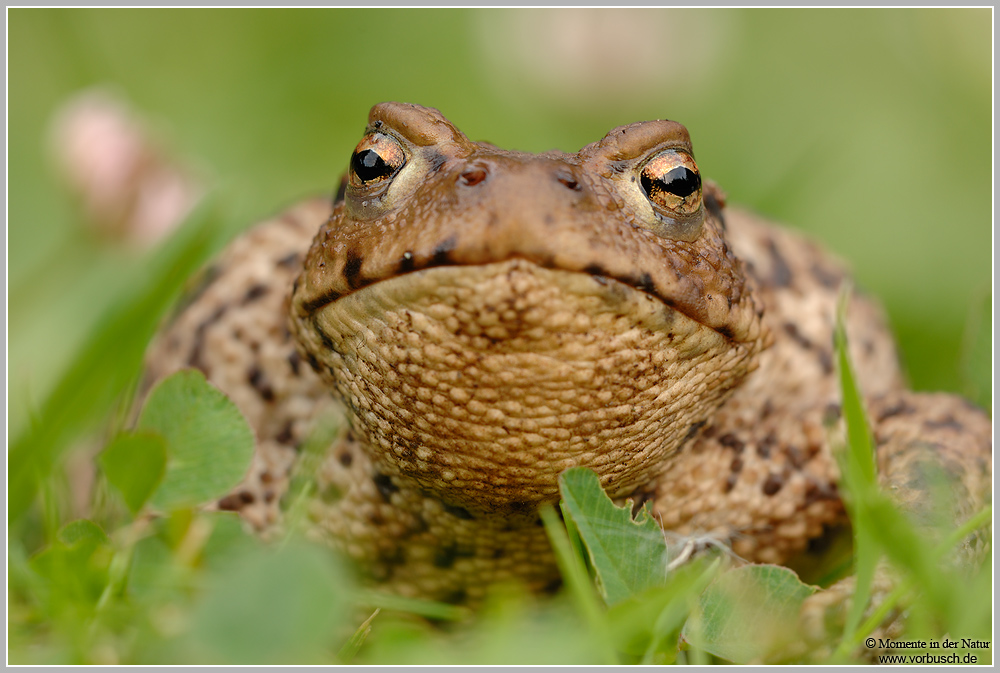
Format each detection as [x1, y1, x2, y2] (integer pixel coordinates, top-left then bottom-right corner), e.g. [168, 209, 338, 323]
[146, 102, 991, 606]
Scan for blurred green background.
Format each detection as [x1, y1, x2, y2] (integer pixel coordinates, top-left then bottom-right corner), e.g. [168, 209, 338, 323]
[9, 8, 992, 440]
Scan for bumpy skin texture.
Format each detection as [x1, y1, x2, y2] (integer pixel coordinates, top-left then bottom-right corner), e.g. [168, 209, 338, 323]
[144, 103, 991, 611]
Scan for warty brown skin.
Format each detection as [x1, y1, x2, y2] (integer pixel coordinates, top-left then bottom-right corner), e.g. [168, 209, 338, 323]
[145, 102, 991, 609]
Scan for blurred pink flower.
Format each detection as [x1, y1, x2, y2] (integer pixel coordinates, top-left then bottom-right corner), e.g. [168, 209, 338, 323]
[50, 88, 203, 248]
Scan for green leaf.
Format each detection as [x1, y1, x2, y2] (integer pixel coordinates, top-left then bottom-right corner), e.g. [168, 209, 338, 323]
[139, 369, 254, 511]
[338, 609, 379, 663]
[557, 467, 671, 606]
[539, 505, 618, 665]
[353, 590, 470, 622]
[30, 520, 115, 611]
[56, 519, 110, 547]
[99, 432, 168, 514]
[188, 541, 350, 663]
[605, 560, 719, 663]
[834, 290, 878, 495]
[683, 565, 817, 663]
[831, 289, 880, 651]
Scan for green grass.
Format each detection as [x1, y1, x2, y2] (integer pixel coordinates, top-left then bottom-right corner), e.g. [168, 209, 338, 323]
[8, 7, 992, 665]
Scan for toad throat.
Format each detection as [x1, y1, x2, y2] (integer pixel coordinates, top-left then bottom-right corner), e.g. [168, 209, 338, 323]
[297, 258, 762, 519]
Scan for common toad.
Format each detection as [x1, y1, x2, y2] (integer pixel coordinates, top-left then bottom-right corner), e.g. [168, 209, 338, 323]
[145, 102, 991, 610]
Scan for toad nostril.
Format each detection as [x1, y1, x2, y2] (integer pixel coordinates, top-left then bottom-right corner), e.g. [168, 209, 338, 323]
[460, 169, 487, 187]
[556, 173, 581, 191]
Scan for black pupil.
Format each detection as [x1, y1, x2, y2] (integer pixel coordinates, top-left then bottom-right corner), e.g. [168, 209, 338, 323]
[352, 148, 392, 182]
[657, 166, 700, 198]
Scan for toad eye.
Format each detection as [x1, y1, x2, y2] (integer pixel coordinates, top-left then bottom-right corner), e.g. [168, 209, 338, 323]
[639, 150, 702, 217]
[349, 133, 407, 188]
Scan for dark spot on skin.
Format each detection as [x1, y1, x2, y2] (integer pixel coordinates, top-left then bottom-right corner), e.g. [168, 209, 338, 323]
[433, 546, 456, 569]
[306, 352, 322, 374]
[399, 516, 429, 539]
[637, 272, 655, 292]
[766, 239, 792, 287]
[762, 473, 784, 496]
[716, 324, 736, 340]
[786, 445, 807, 470]
[187, 304, 228, 373]
[685, 420, 706, 442]
[432, 235, 458, 266]
[378, 546, 406, 570]
[399, 251, 416, 273]
[877, 401, 915, 421]
[315, 322, 337, 352]
[264, 491, 275, 503]
[441, 589, 468, 605]
[241, 283, 269, 305]
[804, 480, 840, 505]
[260, 471, 273, 484]
[718, 433, 744, 452]
[724, 473, 738, 493]
[276, 421, 294, 445]
[169, 264, 223, 325]
[542, 578, 563, 595]
[704, 191, 724, 225]
[757, 434, 776, 459]
[584, 263, 606, 277]
[217, 493, 242, 511]
[239, 491, 255, 504]
[443, 503, 475, 520]
[338, 451, 354, 467]
[373, 473, 398, 502]
[783, 322, 813, 350]
[248, 365, 275, 402]
[817, 349, 834, 375]
[299, 288, 342, 313]
[730, 457, 744, 474]
[343, 249, 364, 288]
[811, 262, 841, 290]
[427, 152, 447, 173]
[925, 415, 964, 431]
[277, 252, 301, 269]
[333, 175, 348, 204]
[806, 523, 849, 554]
[287, 350, 301, 376]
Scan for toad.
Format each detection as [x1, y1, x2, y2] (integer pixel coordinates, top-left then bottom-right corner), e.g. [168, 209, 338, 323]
[145, 102, 990, 611]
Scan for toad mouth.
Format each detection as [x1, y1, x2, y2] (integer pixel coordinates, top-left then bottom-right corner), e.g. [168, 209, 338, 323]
[296, 192, 741, 341]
